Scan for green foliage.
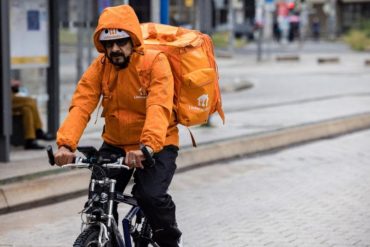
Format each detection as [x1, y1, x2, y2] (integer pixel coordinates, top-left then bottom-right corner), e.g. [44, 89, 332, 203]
[354, 20, 370, 37]
[211, 32, 247, 49]
[211, 32, 229, 48]
[343, 20, 370, 51]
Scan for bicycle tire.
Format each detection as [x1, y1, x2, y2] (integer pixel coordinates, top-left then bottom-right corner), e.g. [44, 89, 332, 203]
[73, 226, 114, 247]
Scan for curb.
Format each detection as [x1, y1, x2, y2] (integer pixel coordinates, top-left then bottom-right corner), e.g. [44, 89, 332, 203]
[276, 55, 300, 62]
[1, 112, 370, 214]
[220, 80, 253, 93]
[176, 112, 370, 169]
[318, 57, 340, 64]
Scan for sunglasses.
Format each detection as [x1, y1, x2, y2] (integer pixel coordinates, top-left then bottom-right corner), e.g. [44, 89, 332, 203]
[101, 38, 131, 48]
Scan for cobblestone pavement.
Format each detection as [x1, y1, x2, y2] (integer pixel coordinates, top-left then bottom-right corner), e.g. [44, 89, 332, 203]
[1, 129, 370, 246]
[174, 130, 370, 247]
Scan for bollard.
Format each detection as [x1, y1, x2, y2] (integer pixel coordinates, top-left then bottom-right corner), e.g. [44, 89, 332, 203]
[276, 55, 300, 62]
[220, 80, 254, 93]
[365, 59, 370, 66]
[317, 57, 340, 64]
[216, 50, 233, 59]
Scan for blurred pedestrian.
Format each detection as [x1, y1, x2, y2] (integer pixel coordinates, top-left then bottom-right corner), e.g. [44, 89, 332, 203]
[11, 79, 54, 149]
[312, 16, 320, 41]
[276, 0, 289, 43]
[288, 11, 300, 42]
[273, 15, 281, 42]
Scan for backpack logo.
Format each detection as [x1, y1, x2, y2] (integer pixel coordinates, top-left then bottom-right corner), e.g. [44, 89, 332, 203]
[197, 94, 209, 108]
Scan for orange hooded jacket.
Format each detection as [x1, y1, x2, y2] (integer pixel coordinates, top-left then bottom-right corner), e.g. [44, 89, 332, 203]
[57, 5, 178, 153]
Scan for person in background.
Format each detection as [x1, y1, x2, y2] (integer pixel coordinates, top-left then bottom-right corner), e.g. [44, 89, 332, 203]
[276, 0, 289, 43]
[312, 16, 320, 41]
[11, 79, 54, 149]
[288, 10, 300, 42]
[273, 14, 281, 42]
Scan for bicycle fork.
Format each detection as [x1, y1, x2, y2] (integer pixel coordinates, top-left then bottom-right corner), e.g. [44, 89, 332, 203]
[90, 178, 125, 247]
[107, 179, 125, 247]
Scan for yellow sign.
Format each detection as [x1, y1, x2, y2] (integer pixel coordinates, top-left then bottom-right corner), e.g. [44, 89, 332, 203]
[11, 56, 49, 65]
[185, 0, 193, 7]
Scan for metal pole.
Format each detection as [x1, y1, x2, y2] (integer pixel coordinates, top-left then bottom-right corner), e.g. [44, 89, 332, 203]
[215, 5, 220, 30]
[76, 0, 84, 80]
[160, 0, 169, 24]
[151, 0, 161, 22]
[257, 26, 263, 62]
[228, 0, 235, 55]
[256, 0, 265, 62]
[329, 0, 337, 40]
[86, 0, 93, 64]
[0, 0, 11, 162]
[198, 0, 213, 34]
[47, 0, 60, 136]
[195, 0, 201, 30]
[176, 0, 182, 25]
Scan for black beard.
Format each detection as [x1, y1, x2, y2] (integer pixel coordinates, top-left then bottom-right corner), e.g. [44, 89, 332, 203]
[107, 52, 131, 69]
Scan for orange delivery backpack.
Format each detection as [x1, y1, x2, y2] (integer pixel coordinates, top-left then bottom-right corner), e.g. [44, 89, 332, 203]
[138, 23, 225, 128]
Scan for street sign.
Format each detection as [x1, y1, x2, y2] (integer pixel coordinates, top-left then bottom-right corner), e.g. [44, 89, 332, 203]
[98, 0, 112, 13]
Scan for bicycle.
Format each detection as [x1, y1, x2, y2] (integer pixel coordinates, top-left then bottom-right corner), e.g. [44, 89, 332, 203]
[47, 145, 159, 247]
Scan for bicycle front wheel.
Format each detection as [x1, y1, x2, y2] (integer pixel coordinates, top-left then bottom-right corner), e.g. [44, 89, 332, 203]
[73, 226, 115, 247]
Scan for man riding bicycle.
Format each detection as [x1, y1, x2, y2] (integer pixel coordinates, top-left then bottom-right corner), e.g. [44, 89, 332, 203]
[54, 5, 182, 247]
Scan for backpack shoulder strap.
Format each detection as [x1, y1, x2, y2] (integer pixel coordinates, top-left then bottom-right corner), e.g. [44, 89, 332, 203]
[137, 49, 162, 89]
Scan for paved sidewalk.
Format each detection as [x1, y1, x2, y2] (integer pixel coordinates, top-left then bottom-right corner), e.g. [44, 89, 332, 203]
[1, 41, 370, 213]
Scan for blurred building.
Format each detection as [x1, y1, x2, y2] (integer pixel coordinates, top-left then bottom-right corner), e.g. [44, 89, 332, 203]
[301, 0, 370, 37]
[58, 0, 152, 30]
[59, 0, 370, 41]
[57, 0, 257, 36]
[326, 0, 369, 32]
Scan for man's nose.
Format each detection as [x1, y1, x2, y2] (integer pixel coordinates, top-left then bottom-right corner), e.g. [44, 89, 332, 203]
[111, 42, 120, 51]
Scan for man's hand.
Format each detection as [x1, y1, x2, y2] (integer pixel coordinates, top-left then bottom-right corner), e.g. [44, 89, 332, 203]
[125, 150, 145, 169]
[54, 146, 75, 166]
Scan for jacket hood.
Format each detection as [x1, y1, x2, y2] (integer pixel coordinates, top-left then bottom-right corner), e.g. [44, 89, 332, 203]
[93, 5, 144, 53]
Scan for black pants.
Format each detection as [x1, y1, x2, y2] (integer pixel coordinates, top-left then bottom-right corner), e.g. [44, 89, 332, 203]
[98, 142, 182, 247]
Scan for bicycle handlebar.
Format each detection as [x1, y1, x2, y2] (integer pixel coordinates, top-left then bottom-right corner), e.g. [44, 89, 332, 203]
[46, 145, 130, 170]
[61, 157, 130, 170]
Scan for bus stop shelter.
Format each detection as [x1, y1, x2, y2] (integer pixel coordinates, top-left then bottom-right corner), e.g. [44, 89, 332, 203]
[0, 0, 60, 162]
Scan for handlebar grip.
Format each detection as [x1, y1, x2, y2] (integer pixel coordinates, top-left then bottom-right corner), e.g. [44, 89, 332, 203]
[46, 145, 55, 166]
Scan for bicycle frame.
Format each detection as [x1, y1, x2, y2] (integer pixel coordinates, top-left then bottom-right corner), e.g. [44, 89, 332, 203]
[122, 206, 141, 247]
